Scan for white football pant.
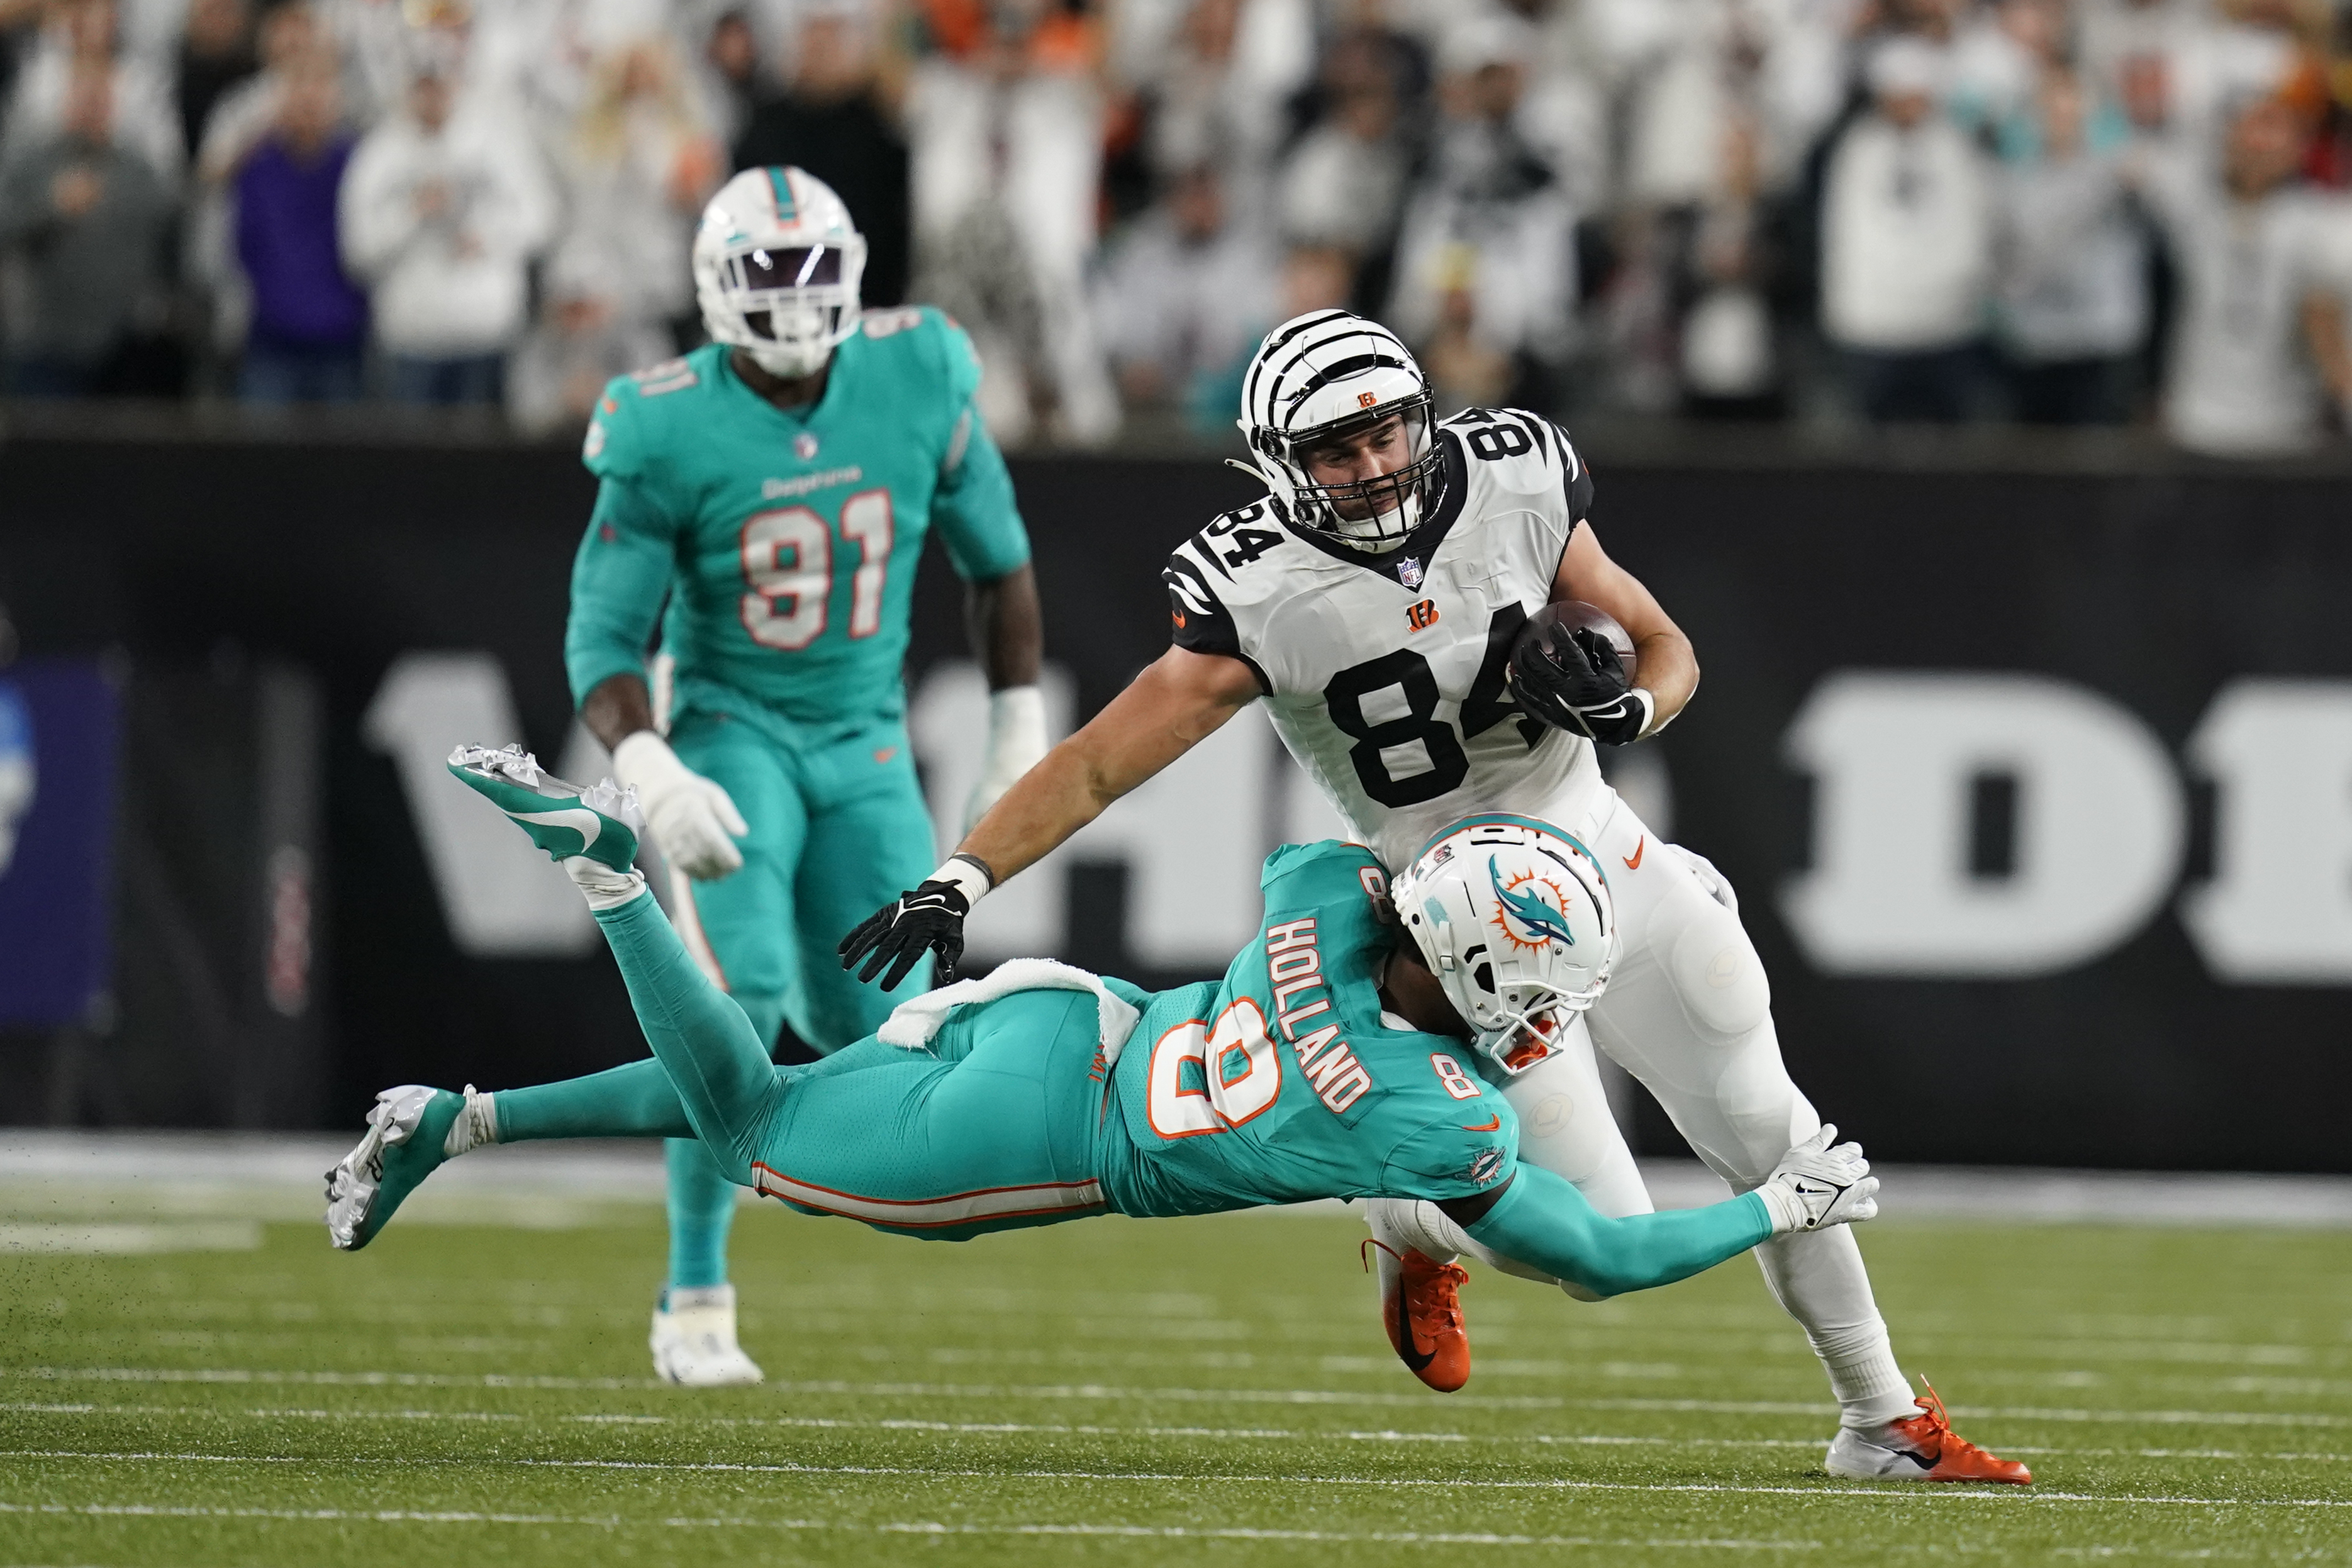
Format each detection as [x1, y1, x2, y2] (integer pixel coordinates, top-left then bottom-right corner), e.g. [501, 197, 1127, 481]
[1370, 786, 1915, 1428]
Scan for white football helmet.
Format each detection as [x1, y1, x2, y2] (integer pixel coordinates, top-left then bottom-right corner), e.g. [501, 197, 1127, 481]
[1393, 815, 1615, 1075]
[1234, 310, 1444, 553]
[693, 167, 867, 379]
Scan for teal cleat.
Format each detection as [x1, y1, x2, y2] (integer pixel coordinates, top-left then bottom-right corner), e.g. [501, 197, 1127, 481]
[446, 743, 644, 872]
[324, 1085, 464, 1250]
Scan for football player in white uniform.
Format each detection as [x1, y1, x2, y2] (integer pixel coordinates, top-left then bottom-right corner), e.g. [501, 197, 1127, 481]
[840, 311, 2029, 1484]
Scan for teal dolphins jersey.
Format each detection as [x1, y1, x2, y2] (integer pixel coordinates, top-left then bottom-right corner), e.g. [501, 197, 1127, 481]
[564, 308, 1030, 731]
[1096, 842, 1520, 1218]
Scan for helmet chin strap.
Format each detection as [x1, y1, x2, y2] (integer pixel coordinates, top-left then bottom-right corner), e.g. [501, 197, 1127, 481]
[1223, 453, 1420, 553]
[1327, 487, 1420, 549]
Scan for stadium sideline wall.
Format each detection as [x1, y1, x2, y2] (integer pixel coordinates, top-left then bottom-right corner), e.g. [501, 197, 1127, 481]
[1, 430, 2348, 1172]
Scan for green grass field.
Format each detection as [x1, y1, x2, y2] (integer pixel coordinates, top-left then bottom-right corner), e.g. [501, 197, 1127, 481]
[3, 1201, 2348, 1566]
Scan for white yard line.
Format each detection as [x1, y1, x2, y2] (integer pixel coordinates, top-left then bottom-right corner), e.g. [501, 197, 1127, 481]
[6, 1133, 2351, 1226]
[3, 1448, 2347, 1507]
[0, 1500, 1820, 1550]
[9, 1401, 2349, 1464]
[14, 1367, 2352, 1430]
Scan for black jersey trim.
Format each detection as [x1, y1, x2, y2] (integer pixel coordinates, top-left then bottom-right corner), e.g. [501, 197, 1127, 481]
[1164, 553, 1247, 659]
[1552, 420, 1583, 482]
[1184, 532, 1236, 581]
[1510, 409, 1551, 464]
[1165, 551, 1229, 617]
[1276, 429, 1468, 588]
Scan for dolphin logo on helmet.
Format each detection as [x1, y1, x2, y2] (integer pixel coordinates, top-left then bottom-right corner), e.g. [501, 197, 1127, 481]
[1490, 856, 1578, 947]
[1395, 817, 1615, 1076]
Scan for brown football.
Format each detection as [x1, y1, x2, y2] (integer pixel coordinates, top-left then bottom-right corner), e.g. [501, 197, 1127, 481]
[1525, 601, 1636, 684]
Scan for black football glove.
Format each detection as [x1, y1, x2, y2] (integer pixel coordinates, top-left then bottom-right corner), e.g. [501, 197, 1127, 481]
[837, 880, 971, 991]
[1510, 622, 1653, 746]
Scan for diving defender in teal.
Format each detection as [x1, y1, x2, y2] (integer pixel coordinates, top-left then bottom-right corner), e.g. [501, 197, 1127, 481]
[327, 748, 1881, 1322]
[564, 167, 1045, 1383]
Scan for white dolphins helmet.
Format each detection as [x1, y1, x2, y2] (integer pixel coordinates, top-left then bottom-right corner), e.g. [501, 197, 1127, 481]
[1393, 816, 1615, 1075]
[1234, 310, 1444, 553]
[693, 166, 867, 379]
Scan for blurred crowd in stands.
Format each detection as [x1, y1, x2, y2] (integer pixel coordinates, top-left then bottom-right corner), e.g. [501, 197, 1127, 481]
[4, 0, 2352, 453]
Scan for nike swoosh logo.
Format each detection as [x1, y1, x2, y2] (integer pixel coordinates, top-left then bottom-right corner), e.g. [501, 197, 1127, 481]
[1172, 611, 1188, 628]
[1393, 1271, 1436, 1373]
[1623, 837, 1645, 870]
[1462, 1115, 1500, 1132]
[516, 807, 601, 852]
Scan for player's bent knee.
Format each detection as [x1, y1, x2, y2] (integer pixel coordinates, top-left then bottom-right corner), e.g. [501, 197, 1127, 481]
[1665, 896, 1771, 1040]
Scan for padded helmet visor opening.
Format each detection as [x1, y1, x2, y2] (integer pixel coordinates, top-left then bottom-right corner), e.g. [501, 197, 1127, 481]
[728, 245, 846, 290]
[1497, 1004, 1566, 1072]
[1476, 987, 1593, 1076]
[1277, 395, 1444, 550]
[708, 235, 864, 338]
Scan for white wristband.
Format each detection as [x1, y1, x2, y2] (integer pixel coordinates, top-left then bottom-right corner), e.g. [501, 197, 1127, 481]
[1754, 1179, 1805, 1236]
[1630, 687, 1660, 740]
[928, 855, 995, 907]
[986, 684, 1048, 760]
[611, 729, 685, 791]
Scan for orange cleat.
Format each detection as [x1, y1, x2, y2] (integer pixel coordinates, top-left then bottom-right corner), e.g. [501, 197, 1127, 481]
[1371, 1242, 1471, 1393]
[1824, 1381, 2032, 1484]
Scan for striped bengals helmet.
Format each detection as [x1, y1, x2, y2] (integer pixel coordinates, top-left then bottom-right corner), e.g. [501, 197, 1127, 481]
[1234, 311, 1443, 552]
[693, 167, 867, 379]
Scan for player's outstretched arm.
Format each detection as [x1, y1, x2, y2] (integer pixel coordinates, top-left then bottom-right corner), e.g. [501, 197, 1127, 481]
[1436, 1129, 1877, 1300]
[838, 646, 1259, 989]
[962, 645, 1259, 881]
[1441, 1164, 1771, 1300]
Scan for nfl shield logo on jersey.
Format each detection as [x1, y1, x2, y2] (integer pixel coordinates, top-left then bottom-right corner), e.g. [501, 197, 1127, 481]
[794, 431, 820, 460]
[1397, 557, 1424, 589]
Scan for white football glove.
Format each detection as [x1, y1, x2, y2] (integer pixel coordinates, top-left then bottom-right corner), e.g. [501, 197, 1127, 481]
[1756, 1124, 1879, 1235]
[611, 730, 748, 880]
[962, 684, 1048, 833]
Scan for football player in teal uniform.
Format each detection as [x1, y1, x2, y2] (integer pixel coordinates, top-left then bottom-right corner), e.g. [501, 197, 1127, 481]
[563, 167, 1045, 1383]
[329, 747, 1880, 1331]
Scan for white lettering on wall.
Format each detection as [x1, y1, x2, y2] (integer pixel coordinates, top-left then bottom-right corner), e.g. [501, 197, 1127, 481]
[1780, 672, 2183, 977]
[909, 659, 1274, 969]
[364, 652, 608, 957]
[2182, 679, 2352, 982]
[368, 653, 2352, 990]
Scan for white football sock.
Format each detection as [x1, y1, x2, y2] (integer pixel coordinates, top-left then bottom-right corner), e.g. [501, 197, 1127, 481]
[662, 1283, 735, 1314]
[1754, 1226, 1916, 1428]
[565, 857, 649, 911]
[1367, 1197, 1463, 1265]
[442, 1084, 499, 1157]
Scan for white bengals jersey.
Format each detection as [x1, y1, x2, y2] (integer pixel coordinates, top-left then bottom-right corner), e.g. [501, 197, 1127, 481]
[1166, 408, 1602, 872]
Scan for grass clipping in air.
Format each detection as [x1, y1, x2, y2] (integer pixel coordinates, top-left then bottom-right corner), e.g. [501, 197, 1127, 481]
[1, 1206, 2348, 1565]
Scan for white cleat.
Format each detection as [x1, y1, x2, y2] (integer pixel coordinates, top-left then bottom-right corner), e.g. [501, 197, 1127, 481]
[649, 1284, 765, 1386]
[1824, 1385, 2034, 1484]
[324, 1084, 453, 1252]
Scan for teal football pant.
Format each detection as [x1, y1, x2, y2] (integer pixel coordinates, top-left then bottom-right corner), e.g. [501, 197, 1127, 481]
[516, 892, 1111, 1242]
[659, 708, 939, 1289]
